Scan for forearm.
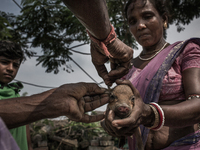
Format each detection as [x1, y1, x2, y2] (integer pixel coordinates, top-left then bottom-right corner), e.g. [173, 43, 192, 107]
[161, 99, 200, 127]
[0, 89, 57, 129]
[62, 0, 111, 40]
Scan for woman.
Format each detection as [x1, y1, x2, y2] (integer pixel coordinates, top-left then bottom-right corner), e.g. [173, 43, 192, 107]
[102, 0, 200, 149]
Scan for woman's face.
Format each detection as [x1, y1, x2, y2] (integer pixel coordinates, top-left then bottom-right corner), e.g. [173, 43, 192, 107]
[127, 0, 165, 47]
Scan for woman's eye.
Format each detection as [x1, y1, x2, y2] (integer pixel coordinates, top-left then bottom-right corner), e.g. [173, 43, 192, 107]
[129, 18, 136, 25]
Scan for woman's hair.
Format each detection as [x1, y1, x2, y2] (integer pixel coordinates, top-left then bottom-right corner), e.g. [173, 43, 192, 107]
[0, 40, 24, 63]
[124, 0, 169, 20]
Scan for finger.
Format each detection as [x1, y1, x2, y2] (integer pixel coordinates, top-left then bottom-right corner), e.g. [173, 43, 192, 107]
[101, 119, 115, 136]
[108, 66, 129, 79]
[83, 94, 108, 102]
[110, 61, 118, 70]
[94, 64, 109, 79]
[80, 114, 105, 123]
[107, 110, 115, 123]
[105, 119, 120, 137]
[78, 97, 85, 114]
[84, 94, 109, 111]
[84, 83, 106, 95]
[82, 96, 93, 102]
[111, 116, 136, 128]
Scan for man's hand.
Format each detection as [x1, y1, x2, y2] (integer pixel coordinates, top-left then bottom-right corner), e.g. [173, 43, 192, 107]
[91, 38, 133, 86]
[47, 82, 109, 123]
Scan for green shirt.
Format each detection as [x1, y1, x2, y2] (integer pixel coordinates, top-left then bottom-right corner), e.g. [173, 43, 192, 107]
[0, 82, 28, 150]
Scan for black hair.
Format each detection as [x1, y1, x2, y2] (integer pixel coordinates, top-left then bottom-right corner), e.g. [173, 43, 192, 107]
[0, 40, 24, 63]
[124, 0, 169, 21]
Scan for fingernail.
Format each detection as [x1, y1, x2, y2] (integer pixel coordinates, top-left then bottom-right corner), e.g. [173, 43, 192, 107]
[113, 123, 118, 127]
[117, 79, 124, 82]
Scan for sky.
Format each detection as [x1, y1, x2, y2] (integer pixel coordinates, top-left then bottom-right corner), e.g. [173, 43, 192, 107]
[1, 0, 200, 113]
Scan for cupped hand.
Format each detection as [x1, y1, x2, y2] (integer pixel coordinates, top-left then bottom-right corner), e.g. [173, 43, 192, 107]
[101, 79, 152, 137]
[90, 38, 133, 86]
[49, 82, 110, 123]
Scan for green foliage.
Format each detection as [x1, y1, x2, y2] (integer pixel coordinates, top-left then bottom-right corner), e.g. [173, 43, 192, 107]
[66, 120, 107, 142]
[16, 0, 89, 74]
[0, 15, 12, 40]
[166, 0, 200, 32]
[0, 11, 36, 59]
[30, 119, 110, 149]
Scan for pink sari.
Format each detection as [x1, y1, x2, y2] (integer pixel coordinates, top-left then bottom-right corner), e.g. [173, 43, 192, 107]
[125, 38, 200, 150]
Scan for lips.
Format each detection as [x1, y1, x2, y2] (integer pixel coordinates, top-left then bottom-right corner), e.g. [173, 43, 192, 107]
[4, 74, 13, 79]
[138, 33, 149, 38]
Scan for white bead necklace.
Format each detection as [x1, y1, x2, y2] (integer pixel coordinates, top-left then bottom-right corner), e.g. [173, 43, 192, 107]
[139, 42, 168, 61]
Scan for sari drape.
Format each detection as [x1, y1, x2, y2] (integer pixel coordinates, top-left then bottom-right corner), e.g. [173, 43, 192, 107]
[127, 38, 200, 150]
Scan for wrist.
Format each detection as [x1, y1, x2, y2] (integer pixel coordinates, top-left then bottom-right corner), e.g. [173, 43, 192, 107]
[87, 24, 116, 58]
[150, 102, 165, 130]
[142, 104, 155, 127]
[144, 102, 165, 130]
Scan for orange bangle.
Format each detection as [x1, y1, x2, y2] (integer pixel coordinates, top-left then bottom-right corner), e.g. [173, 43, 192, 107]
[86, 24, 117, 58]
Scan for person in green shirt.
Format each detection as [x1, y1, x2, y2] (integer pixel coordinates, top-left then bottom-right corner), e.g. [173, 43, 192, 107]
[0, 40, 32, 150]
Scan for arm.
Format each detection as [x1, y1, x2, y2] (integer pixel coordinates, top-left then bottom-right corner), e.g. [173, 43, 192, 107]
[0, 89, 56, 128]
[162, 68, 200, 127]
[0, 83, 109, 129]
[62, 0, 111, 40]
[62, 0, 134, 86]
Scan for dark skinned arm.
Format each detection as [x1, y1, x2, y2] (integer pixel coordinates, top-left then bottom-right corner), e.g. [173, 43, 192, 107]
[62, 0, 111, 40]
[62, 0, 134, 86]
[162, 68, 200, 127]
[0, 83, 109, 129]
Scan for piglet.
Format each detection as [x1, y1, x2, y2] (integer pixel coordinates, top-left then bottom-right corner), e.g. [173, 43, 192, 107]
[102, 84, 144, 150]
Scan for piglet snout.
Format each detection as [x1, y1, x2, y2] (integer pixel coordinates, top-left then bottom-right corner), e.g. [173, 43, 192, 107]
[117, 106, 130, 113]
[115, 104, 131, 118]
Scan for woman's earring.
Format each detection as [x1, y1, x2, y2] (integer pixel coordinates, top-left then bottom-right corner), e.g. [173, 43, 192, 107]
[164, 22, 168, 29]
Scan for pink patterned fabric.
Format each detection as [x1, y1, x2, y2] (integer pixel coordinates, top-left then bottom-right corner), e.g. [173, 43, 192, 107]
[124, 41, 200, 102]
[123, 40, 200, 150]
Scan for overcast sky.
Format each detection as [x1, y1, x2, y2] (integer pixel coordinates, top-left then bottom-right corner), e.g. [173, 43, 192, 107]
[1, 0, 200, 112]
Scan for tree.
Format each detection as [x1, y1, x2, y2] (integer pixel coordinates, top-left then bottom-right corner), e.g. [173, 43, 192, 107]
[0, 0, 200, 74]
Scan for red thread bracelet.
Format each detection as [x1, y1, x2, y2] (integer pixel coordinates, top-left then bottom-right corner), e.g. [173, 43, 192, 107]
[150, 102, 165, 130]
[86, 24, 117, 58]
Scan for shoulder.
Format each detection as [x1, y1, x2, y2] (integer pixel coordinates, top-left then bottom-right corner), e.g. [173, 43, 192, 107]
[177, 38, 200, 71]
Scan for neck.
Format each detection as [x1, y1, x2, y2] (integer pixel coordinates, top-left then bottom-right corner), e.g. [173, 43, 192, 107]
[142, 39, 166, 55]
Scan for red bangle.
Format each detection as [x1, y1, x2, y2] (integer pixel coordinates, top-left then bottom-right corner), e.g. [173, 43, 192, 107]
[150, 102, 165, 130]
[187, 94, 200, 100]
[86, 24, 117, 58]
